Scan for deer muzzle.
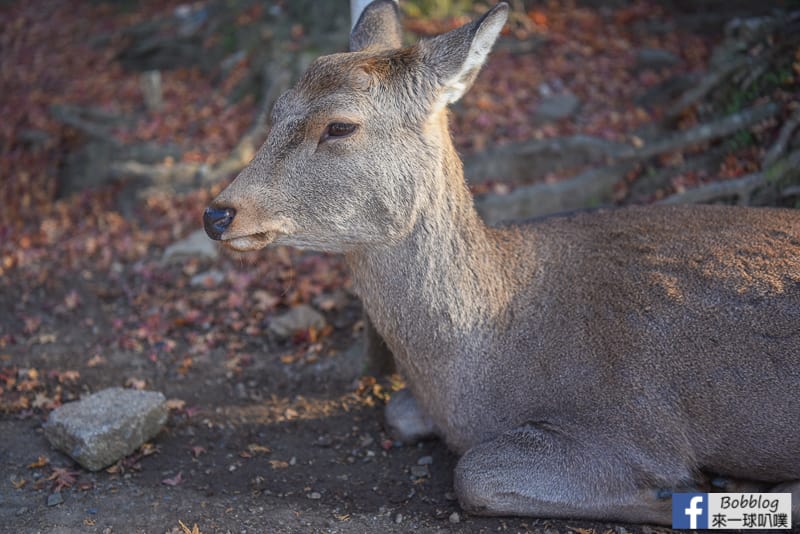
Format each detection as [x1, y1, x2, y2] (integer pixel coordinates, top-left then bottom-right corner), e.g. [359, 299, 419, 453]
[203, 206, 236, 240]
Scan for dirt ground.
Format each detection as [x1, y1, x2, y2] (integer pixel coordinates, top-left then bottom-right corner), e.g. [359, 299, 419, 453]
[0, 271, 671, 534]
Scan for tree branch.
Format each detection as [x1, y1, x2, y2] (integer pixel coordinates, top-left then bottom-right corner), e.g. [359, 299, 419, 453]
[762, 106, 800, 169]
[617, 102, 780, 161]
[658, 149, 800, 205]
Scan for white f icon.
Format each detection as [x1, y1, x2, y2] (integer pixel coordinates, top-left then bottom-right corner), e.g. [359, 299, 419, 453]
[684, 495, 704, 529]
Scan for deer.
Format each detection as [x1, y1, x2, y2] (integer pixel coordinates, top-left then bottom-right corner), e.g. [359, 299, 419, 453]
[203, 0, 800, 525]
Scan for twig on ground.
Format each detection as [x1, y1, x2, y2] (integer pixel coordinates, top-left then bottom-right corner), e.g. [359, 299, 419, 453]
[658, 149, 800, 205]
[618, 102, 780, 161]
[199, 60, 293, 186]
[50, 105, 124, 147]
[666, 57, 750, 120]
[475, 163, 636, 224]
[109, 58, 295, 192]
[762, 106, 800, 169]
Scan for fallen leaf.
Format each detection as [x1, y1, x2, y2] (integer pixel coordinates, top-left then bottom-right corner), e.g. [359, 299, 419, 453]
[86, 354, 106, 367]
[28, 455, 50, 469]
[125, 378, 146, 390]
[166, 398, 186, 411]
[139, 442, 158, 456]
[178, 520, 202, 534]
[47, 467, 80, 492]
[57, 370, 80, 383]
[105, 463, 122, 474]
[246, 443, 271, 455]
[162, 472, 183, 486]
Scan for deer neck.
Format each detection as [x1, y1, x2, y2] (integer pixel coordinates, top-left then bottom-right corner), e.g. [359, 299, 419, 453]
[345, 116, 519, 360]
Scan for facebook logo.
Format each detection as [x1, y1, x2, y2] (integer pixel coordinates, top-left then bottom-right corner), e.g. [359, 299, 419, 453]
[673, 493, 708, 529]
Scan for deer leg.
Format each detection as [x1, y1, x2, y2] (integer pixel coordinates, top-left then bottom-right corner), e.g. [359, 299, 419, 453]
[363, 311, 395, 376]
[454, 422, 691, 525]
[384, 388, 437, 444]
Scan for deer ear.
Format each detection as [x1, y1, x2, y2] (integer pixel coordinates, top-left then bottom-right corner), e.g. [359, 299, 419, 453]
[350, 0, 403, 52]
[420, 2, 508, 109]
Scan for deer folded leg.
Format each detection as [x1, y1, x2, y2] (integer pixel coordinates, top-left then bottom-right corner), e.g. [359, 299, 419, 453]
[454, 422, 689, 525]
[384, 388, 437, 444]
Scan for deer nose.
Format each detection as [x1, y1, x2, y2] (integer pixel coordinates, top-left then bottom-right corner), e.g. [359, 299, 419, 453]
[203, 206, 236, 240]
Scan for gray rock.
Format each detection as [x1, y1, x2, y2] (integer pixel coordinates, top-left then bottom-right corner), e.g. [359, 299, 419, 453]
[417, 455, 433, 465]
[163, 230, 218, 262]
[301, 341, 365, 383]
[409, 465, 429, 479]
[534, 92, 580, 122]
[635, 48, 680, 71]
[44, 387, 167, 471]
[46, 492, 63, 506]
[449, 512, 460, 523]
[269, 304, 326, 338]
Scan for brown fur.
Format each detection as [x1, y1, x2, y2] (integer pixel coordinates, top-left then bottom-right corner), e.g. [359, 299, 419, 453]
[206, 2, 800, 524]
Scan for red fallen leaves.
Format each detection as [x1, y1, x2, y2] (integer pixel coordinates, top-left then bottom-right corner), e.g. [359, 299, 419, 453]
[0, 367, 79, 413]
[0, 0, 255, 234]
[451, 1, 713, 154]
[190, 445, 207, 458]
[47, 466, 81, 492]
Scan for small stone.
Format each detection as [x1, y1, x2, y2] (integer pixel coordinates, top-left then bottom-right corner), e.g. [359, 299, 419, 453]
[47, 492, 64, 506]
[417, 455, 433, 465]
[163, 230, 218, 263]
[394, 513, 403, 524]
[409, 465, 429, 479]
[448, 512, 460, 523]
[269, 304, 326, 339]
[444, 492, 457, 501]
[308, 491, 321, 500]
[43, 387, 167, 471]
[535, 92, 581, 122]
[314, 435, 333, 447]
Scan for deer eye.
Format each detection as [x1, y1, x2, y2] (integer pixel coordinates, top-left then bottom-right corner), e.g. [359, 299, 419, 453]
[322, 122, 357, 141]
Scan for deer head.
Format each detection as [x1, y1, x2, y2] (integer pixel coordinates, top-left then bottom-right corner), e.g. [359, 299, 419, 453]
[203, 1, 508, 253]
